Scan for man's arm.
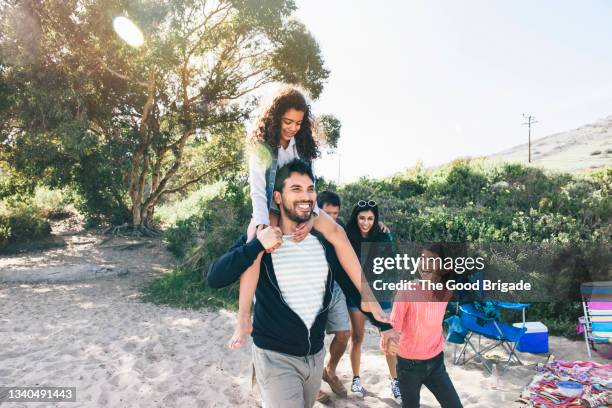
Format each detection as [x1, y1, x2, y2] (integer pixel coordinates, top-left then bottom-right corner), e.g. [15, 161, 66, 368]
[324, 240, 393, 331]
[206, 226, 283, 288]
[206, 236, 264, 288]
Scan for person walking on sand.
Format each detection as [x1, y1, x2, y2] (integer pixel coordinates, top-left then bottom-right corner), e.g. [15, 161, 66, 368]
[315, 191, 350, 403]
[345, 200, 402, 402]
[316, 191, 392, 403]
[207, 160, 398, 408]
[390, 244, 463, 408]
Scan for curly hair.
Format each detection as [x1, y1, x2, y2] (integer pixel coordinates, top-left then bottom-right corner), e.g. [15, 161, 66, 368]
[250, 86, 320, 161]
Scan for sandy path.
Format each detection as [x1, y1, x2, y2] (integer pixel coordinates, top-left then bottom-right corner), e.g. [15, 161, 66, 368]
[0, 231, 605, 407]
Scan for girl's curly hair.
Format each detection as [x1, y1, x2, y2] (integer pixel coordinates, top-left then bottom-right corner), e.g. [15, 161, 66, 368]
[250, 86, 320, 161]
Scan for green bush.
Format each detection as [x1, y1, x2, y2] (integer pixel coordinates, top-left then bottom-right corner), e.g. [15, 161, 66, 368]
[332, 162, 609, 337]
[165, 218, 201, 259]
[146, 162, 609, 338]
[0, 206, 51, 251]
[144, 180, 251, 308]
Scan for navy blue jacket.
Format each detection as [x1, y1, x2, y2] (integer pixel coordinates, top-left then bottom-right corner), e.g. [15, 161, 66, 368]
[207, 230, 392, 356]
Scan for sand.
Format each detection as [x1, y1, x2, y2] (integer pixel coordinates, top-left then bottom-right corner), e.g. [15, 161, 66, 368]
[0, 230, 608, 408]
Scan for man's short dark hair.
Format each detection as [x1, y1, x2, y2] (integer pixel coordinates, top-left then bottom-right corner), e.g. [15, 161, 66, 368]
[317, 190, 341, 208]
[273, 159, 315, 192]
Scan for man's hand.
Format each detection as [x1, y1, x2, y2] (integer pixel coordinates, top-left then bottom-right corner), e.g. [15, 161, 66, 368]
[378, 221, 389, 233]
[256, 225, 283, 253]
[292, 216, 314, 242]
[380, 329, 400, 356]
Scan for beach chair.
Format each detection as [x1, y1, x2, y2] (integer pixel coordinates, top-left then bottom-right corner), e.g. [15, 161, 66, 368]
[579, 282, 612, 359]
[454, 302, 529, 374]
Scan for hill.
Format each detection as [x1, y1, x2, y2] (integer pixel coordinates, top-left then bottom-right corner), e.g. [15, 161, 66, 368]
[487, 115, 612, 172]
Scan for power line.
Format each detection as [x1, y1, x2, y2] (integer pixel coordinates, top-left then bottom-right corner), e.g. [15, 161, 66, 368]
[522, 114, 538, 163]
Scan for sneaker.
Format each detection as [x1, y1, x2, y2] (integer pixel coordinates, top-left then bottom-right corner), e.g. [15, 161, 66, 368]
[350, 376, 366, 398]
[390, 378, 402, 402]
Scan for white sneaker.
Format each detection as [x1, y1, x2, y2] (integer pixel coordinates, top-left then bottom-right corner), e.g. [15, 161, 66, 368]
[390, 378, 402, 402]
[351, 376, 366, 398]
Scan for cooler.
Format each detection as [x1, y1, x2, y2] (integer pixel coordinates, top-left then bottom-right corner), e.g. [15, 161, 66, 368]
[512, 321, 548, 353]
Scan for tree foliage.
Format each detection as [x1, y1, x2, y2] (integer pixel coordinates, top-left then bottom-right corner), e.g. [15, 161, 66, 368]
[0, 0, 329, 229]
[317, 113, 341, 149]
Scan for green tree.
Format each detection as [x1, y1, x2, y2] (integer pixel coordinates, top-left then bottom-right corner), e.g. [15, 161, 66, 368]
[317, 114, 341, 149]
[0, 0, 329, 232]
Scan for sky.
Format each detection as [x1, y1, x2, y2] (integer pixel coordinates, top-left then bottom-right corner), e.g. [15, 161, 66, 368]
[284, 0, 612, 183]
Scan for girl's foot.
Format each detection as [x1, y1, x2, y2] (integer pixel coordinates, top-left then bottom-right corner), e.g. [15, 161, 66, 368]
[390, 378, 402, 402]
[351, 376, 367, 398]
[228, 313, 252, 350]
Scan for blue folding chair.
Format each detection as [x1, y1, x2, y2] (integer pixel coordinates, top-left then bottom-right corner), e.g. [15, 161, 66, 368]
[454, 302, 529, 373]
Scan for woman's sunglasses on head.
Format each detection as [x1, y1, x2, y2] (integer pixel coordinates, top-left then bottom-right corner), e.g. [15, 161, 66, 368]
[357, 200, 377, 208]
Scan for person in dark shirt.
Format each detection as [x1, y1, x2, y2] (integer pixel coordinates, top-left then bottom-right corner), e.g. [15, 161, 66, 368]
[207, 161, 398, 408]
[345, 199, 401, 402]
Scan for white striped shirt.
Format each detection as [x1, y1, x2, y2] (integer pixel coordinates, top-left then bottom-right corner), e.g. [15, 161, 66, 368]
[271, 234, 329, 329]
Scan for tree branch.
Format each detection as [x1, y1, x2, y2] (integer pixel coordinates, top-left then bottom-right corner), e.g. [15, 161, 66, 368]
[96, 57, 148, 88]
[185, 3, 233, 60]
[157, 158, 237, 199]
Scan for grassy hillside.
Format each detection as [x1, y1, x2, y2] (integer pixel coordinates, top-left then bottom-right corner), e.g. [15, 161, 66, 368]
[487, 115, 612, 173]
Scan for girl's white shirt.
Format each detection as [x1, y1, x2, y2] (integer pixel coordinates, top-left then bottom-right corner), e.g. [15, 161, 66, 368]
[249, 137, 317, 226]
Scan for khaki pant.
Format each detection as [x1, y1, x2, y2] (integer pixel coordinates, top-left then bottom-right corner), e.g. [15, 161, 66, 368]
[252, 344, 325, 408]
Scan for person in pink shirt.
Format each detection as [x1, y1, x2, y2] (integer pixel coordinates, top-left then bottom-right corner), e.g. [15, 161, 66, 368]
[390, 244, 463, 408]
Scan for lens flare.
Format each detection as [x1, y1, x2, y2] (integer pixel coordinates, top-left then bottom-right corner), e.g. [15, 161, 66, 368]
[112, 16, 144, 47]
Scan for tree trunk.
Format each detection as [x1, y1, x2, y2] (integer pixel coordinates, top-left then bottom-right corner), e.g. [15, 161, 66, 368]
[128, 71, 156, 226]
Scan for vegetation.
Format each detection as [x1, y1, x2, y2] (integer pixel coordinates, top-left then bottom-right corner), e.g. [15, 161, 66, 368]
[151, 161, 610, 338]
[1, 0, 329, 232]
[142, 180, 250, 309]
[1, 1, 609, 339]
[0, 205, 51, 251]
[0, 185, 74, 251]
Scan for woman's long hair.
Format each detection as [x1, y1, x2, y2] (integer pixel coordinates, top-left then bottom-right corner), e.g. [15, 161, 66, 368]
[249, 86, 319, 161]
[346, 202, 382, 245]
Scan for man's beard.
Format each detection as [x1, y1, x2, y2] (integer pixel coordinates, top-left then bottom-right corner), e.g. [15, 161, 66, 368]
[281, 199, 313, 224]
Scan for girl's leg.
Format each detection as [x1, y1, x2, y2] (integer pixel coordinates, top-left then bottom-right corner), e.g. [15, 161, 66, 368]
[396, 357, 424, 408]
[349, 309, 366, 377]
[422, 354, 463, 408]
[228, 220, 262, 350]
[312, 212, 386, 321]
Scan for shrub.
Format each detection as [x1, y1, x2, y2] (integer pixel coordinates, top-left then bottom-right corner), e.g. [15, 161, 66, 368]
[145, 180, 251, 308]
[0, 206, 51, 251]
[146, 162, 609, 338]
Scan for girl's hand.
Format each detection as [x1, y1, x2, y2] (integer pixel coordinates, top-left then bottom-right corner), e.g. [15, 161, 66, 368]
[256, 225, 283, 253]
[292, 216, 314, 242]
[380, 330, 400, 356]
[361, 301, 389, 324]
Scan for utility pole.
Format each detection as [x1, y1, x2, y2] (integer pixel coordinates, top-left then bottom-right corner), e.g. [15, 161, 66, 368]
[522, 114, 538, 163]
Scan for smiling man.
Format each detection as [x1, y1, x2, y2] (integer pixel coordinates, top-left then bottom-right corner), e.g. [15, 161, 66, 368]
[207, 159, 396, 408]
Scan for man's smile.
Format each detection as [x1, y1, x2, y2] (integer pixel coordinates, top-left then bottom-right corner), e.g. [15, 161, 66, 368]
[295, 201, 313, 212]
